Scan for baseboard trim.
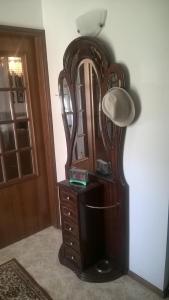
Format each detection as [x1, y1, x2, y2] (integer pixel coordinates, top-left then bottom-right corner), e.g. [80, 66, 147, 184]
[128, 270, 165, 298]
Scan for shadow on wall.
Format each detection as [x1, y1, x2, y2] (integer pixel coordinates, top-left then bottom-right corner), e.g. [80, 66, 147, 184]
[99, 37, 142, 124]
[118, 63, 142, 124]
[129, 88, 142, 123]
[99, 36, 116, 62]
[163, 203, 169, 297]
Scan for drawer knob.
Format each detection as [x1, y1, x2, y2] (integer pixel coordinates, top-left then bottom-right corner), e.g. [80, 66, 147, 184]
[71, 256, 75, 260]
[70, 242, 73, 246]
[67, 211, 71, 216]
[68, 227, 72, 231]
[66, 196, 70, 200]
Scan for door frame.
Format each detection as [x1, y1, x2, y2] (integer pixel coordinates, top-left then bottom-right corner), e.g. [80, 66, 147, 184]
[0, 25, 59, 227]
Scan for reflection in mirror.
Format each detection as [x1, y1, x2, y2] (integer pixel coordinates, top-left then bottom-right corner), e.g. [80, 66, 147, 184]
[73, 62, 88, 161]
[92, 63, 103, 158]
[63, 78, 72, 112]
[77, 112, 85, 135]
[66, 113, 73, 137]
[91, 61, 110, 172]
[73, 136, 86, 161]
[76, 64, 85, 112]
[73, 58, 111, 169]
[62, 78, 73, 138]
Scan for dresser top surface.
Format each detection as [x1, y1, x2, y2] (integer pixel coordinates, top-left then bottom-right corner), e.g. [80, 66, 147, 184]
[58, 180, 101, 194]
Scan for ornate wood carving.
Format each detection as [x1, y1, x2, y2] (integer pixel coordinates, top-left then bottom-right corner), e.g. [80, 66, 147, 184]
[59, 37, 127, 183]
[58, 37, 129, 282]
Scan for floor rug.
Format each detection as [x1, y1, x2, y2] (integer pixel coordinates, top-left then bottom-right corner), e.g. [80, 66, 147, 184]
[0, 259, 53, 300]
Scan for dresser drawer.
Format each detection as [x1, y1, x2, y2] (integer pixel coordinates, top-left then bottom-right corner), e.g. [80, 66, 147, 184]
[63, 233, 80, 253]
[60, 204, 78, 224]
[59, 189, 77, 208]
[62, 219, 79, 237]
[64, 245, 81, 268]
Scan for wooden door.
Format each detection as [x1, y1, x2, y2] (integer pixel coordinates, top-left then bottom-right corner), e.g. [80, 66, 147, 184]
[0, 27, 58, 248]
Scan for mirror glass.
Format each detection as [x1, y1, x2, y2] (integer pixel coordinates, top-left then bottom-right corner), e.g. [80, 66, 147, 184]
[62, 78, 73, 138]
[73, 58, 110, 171]
[91, 62, 106, 161]
[73, 62, 88, 161]
[0, 124, 16, 151]
[0, 92, 12, 121]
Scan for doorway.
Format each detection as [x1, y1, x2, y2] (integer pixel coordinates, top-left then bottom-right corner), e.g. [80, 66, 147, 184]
[0, 26, 59, 248]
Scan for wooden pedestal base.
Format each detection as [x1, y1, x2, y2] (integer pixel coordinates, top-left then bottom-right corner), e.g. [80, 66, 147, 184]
[59, 244, 124, 283]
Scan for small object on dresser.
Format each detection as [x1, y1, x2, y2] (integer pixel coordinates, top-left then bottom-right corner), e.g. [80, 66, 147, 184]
[96, 159, 112, 176]
[69, 168, 89, 186]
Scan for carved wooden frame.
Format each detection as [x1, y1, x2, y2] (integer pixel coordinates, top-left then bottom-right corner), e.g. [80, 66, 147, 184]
[59, 37, 127, 183]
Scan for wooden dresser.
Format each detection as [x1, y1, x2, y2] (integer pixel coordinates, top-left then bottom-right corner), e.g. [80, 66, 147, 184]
[58, 37, 129, 282]
[59, 181, 104, 275]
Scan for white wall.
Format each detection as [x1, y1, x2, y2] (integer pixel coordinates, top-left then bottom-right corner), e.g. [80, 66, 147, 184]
[42, 0, 169, 290]
[0, 0, 43, 29]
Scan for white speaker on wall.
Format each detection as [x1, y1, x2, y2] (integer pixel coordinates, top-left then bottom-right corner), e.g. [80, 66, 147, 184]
[76, 9, 107, 37]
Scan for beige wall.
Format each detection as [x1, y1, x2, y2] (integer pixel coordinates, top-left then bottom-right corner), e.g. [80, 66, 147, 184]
[42, 0, 169, 290]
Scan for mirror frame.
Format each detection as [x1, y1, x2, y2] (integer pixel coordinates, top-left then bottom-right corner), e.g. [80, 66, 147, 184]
[59, 37, 127, 182]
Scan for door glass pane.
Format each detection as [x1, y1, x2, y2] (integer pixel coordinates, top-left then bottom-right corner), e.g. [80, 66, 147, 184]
[20, 150, 33, 176]
[0, 92, 12, 121]
[9, 73, 24, 88]
[16, 121, 30, 148]
[0, 55, 36, 184]
[0, 159, 4, 182]
[4, 153, 19, 180]
[8, 57, 24, 88]
[13, 91, 27, 119]
[0, 124, 16, 151]
[0, 57, 9, 88]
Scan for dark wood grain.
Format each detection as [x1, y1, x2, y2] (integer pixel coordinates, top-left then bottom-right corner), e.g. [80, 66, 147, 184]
[58, 37, 129, 282]
[0, 26, 58, 248]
